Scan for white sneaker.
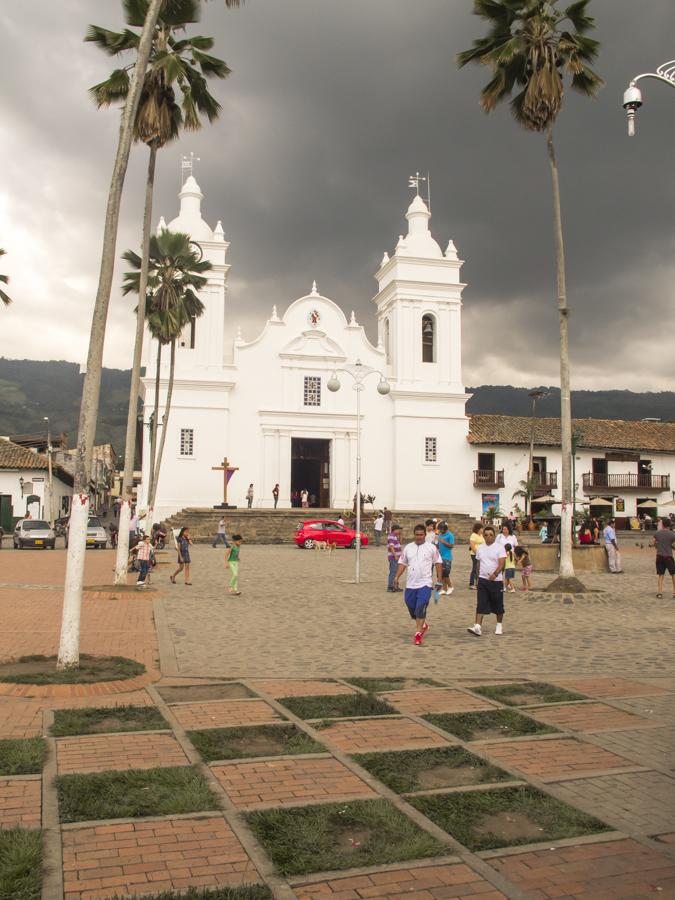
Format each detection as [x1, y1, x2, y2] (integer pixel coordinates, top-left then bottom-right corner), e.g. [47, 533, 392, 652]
[440, 588, 448, 595]
[447, 587, 454, 595]
[467, 624, 482, 637]
[495, 623, 503, 635]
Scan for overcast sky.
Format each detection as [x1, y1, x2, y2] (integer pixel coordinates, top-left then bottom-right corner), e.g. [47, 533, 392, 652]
[1, 0, 674, 390]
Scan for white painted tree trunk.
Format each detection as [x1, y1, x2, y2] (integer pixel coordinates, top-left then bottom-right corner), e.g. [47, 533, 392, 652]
[58, 494, 89, 669]
[114, 500, 132, 585]
[148, 339, 176, 510]
[57, 0, 165, 671]
[547, 127, 575, 579]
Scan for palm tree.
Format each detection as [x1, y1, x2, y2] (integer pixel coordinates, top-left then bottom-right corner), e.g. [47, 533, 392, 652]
[0, 249, 11, 306]
[58, 0, 244, 670]
[458, 0, 603, 584]
[122, 229, 209, 506]
[512, 476, 538, 518]
[87, 0, 230, 584]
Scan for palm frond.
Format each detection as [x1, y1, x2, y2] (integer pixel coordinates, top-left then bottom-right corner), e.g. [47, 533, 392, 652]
[89, 68, 132, 107]
[84, 25, 140, 54]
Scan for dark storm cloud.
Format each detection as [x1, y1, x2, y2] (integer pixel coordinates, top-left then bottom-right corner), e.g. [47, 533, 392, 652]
[1, 0, 674, 390]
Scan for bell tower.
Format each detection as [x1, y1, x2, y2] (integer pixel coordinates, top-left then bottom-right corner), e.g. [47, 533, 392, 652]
[373, 192, 465, 394]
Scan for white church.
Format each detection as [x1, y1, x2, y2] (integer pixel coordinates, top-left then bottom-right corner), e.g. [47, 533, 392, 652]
[138, 175, 675, 526]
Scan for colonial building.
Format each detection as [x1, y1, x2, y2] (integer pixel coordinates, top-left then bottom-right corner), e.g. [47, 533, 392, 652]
[0, 438, 73, 529]
[139, 176, 675, 524]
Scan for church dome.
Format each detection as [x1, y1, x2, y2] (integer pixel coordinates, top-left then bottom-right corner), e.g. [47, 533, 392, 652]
[166, 175, 214, 241]
[397, 194, 443, 259]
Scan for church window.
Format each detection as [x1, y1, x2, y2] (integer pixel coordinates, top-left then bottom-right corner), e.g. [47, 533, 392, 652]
[425, 437, 437, 463]
[180, 428, 194, 457]
[422, 314, 436, 363]
[303, 376, 321, 407]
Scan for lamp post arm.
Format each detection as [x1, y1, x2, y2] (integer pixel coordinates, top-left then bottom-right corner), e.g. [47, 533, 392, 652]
[624, 61, 675, 136]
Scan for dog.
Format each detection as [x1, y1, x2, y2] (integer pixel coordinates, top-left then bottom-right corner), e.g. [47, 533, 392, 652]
[314, 540, 327, 551]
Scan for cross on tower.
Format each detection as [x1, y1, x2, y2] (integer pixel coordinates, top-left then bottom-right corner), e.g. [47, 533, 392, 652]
[181, 152, 201, 185]
[408, 171, 432, 212]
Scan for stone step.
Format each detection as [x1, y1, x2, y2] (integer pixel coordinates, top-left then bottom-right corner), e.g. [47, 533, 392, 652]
[163, 508, 477, 545]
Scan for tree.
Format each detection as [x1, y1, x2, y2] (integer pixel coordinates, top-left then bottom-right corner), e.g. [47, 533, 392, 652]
[86, 0, 231, 584]
[122, 229, 209, 507]
[458, 0, 603, 583]
[57, 0, 244, 671]
[512, 476, 538, 517]
[0, 249, 12, 306]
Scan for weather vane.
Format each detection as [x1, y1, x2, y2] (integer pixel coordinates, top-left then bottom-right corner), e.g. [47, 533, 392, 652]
[408, 171, 432, 212]
[181, 152, 200, 185]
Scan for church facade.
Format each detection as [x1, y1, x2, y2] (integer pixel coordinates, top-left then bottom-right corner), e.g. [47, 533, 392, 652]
[139, 176, 477, 518]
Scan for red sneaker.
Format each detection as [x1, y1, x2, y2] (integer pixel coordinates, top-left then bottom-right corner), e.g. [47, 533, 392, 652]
[414, 632, 422, 645]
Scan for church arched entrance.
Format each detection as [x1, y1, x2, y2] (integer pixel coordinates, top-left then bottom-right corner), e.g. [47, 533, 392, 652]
[291, 438, 330, 508]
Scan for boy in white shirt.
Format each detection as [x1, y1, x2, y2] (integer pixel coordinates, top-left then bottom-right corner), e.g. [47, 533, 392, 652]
[468, 525, 507, 637]
[393, 524, 442, 645]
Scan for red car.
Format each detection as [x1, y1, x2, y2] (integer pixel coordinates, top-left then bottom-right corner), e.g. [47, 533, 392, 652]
[294, 519, 369, 549]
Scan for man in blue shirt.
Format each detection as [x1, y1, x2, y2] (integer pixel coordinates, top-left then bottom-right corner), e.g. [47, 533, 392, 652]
[603, 518, 622, 573]
[437, 521, 455, 595]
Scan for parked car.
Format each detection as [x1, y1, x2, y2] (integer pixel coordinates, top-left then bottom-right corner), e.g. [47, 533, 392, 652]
[64, 516, 108, 549]
[13, 519, 56, 550]
[294, 519, 369, 549]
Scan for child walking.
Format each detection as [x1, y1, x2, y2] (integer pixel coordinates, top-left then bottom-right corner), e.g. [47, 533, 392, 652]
[514, 546, 533, 591]
[225, 534, 243, 595]
[504, 543, 516, 593]
[171, 527, 193, 585]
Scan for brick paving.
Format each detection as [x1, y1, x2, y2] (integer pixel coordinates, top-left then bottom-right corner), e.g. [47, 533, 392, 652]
[1, 548, 675, 898]
[0, 776, 41, 828]
[56, 732, 188, 774]
[552, 771, 675, 836]
[169, 698, 283, 729]
[488, 837, 675, 898]
[550, 676, 669, 698]
[526, 701, 656, 733]
[478, 737, 635, 781]
[211, 756, 376, 809]
[253, 679, 357, 697]
[62, 814, 261, 899]
[294, 863, 506, 898]
[314, 716, 451, 752]
[379, 689, 497, 715]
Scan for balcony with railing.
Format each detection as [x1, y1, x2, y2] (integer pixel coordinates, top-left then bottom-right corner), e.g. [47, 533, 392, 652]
[474, 469, 505, 489]
[582, 472, 670, 492]
[532, 472, 558, 494]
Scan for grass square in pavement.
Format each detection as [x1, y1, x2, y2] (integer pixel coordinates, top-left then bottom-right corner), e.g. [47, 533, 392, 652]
[411, 785, 609, 852]
[56, 766, 219, 823]
[353, 746, 513, 793]
[0, 828, 42, 900]
[472, 682, 587, 707]
[280, 693, 396, 720]
[424, 709, 560, 742]
[345, 677, 446, 693]
[246, 797, 446, 876]
[105, 888, 273, 900]
[0, 738, 47, 776]
[51, 705, 168, 737]
[189, 724, 325, 762]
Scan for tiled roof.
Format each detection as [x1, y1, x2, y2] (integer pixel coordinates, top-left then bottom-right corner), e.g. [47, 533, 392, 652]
[468, 414, 675, 453]
[0, 438, 49, 470]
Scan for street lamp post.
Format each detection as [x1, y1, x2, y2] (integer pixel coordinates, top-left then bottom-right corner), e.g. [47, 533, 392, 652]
[623, 60, 675, 136]
[527, 389, 548, 517]
[44, 416, 54, 526]
[327, 360, 390, 583]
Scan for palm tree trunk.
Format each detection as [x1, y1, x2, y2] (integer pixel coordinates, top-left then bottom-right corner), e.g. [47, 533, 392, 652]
[149, 339, 176, 508]
[114, 143, 158, 585]
[57, 0, 165, 670]
[547, 126, 575, 579]
[149, 341, 162, 497]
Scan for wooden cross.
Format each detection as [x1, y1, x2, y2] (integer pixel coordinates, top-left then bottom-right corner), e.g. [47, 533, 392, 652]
[212, 457, 239, 505]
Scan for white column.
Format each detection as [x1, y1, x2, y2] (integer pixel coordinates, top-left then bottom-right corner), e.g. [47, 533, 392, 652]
[279, 433, 292, 508]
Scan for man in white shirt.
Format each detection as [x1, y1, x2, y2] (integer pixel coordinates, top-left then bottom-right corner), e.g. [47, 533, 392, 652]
[468, 525, 507, 637]
[393, 524, 442, 645]
[373, 512, 385, 546]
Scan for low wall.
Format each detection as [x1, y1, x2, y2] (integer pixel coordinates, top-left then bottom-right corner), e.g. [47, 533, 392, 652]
[524, 543, 610, 573]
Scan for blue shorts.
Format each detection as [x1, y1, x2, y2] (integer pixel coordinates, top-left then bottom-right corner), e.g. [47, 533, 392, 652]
[404, 586, 432, 619]
[504, 568, 515, 579]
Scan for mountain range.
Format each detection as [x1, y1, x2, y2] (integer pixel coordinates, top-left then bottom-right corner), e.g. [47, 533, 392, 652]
[1, 358, 673, 460]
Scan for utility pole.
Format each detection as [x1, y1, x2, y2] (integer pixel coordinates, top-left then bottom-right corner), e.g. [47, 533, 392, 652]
[44, 416, 54, 526]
